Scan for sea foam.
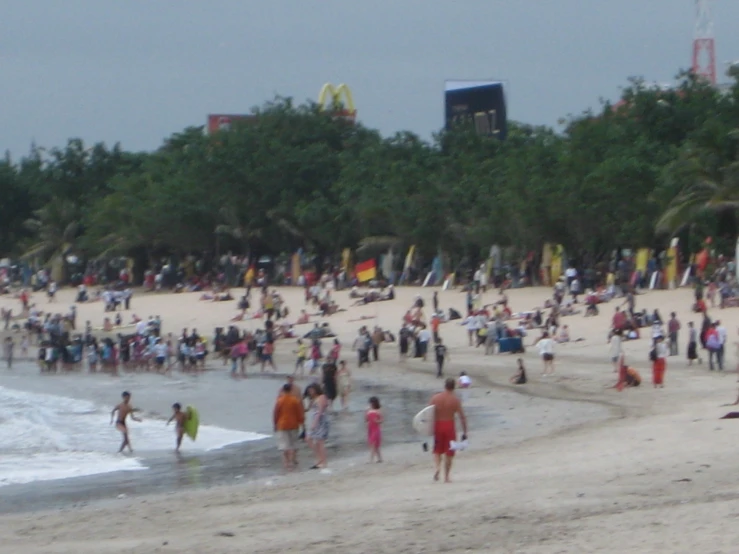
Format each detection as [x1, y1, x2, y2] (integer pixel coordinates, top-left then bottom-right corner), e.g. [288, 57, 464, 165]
[0, 386, 268, 487]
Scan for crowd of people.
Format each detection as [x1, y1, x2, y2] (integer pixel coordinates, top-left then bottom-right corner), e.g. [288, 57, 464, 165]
[6, 256, 739, 486]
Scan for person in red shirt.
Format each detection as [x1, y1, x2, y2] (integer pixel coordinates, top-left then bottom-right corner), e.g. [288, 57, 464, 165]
[261, 340, 277, 372]
[19, 289, 28, 312]
[612, 307, 627, 331]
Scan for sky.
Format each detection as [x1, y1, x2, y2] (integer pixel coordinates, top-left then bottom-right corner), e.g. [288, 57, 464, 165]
[0, 0, 738, 156]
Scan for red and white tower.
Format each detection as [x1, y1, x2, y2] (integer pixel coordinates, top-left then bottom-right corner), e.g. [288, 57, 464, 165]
[692, 0, 717, 84]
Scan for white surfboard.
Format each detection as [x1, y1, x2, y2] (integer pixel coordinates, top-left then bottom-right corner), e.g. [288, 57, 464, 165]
[649, 271, 658, 290]
[422, 271, 433, 287]
[680, 267, 691, 287]
[412, 405, 435, 436]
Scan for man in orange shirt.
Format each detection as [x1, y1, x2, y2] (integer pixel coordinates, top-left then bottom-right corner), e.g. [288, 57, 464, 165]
[273, 384, 305, 470]
[431, 314, 441, 343]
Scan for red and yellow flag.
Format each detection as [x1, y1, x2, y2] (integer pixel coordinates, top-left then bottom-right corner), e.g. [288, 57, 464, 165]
[356, 259, 377, 283]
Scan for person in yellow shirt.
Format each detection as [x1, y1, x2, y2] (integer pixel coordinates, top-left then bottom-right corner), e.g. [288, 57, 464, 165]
[294, 339, 307, 375]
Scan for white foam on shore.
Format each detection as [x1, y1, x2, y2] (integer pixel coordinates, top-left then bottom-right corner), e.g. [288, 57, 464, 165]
[0, 453, 145, 487]
[0, 386, 268, 488]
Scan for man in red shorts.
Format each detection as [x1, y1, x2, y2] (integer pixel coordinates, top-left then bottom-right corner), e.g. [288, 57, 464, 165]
[430, 377, 468, 483]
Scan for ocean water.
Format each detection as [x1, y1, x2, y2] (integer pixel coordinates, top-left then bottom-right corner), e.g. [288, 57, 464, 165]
[0, 386, 268, 487]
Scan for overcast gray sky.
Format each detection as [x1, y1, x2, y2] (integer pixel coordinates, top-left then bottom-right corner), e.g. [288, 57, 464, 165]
[0, 0, 737, 155]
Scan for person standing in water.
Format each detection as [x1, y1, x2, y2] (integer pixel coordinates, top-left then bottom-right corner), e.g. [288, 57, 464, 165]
[166, 403, 189, 453]
[110, 391, 141, 453]
[430, 378, 468, 483]
[305, 383, 330, 469]
[4, 337, 14, 369]
[366, 396, 383, 463]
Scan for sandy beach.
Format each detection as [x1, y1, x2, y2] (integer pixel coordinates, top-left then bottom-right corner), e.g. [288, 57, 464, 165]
[1, 284, 738, 553]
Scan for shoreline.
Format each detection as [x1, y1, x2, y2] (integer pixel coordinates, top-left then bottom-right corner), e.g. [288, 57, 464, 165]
[0, 356, 615, 515]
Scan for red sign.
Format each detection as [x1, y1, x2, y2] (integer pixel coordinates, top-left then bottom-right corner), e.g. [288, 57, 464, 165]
[206, 114, 256, 134]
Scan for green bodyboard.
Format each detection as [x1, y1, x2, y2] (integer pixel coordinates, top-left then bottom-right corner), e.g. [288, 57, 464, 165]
[183, 406, 199, 441]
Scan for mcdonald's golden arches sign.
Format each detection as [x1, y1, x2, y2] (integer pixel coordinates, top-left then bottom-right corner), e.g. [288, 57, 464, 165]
[318, 83, 357, 122]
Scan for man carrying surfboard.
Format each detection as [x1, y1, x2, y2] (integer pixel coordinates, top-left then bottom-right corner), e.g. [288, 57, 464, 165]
[429, 378, 468, 483]
[167, 403, 190, 452]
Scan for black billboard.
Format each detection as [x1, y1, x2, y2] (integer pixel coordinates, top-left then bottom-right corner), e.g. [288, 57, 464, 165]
[444, 81, 507, 139]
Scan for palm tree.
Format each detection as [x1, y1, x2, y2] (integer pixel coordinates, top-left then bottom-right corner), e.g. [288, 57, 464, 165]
[22, 199, 81, 282]
[656, 160, 739, 236]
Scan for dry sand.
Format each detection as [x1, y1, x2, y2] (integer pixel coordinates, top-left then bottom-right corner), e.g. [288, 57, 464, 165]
[1, 284, 738, 553]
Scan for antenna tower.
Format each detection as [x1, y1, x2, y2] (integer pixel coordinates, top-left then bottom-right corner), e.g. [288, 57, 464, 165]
[692, 0, 716, 84]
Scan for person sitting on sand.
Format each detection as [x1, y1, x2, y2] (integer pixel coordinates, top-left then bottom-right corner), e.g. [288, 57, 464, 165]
[319, 299, 337, 316]
[296, 310, 310, 325]
[103, 317, 113, 332]
[510, 358, 527, 384]
[556, 325, 570, 343]
[615, 355, 641, 391]
[625, 367, 641, 387]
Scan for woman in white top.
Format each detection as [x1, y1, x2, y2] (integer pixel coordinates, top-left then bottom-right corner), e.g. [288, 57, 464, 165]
[458, 371, 472, 403]
[462, 315, 479, 347]
[536, 332, 556, 376]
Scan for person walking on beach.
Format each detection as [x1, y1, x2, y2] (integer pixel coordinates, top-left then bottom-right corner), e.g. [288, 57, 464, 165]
[294, 339, 307, 375]
[716, 320, 728, 371]
[430, 378, 468, 483]
[337, 360, 352, 411]
[353, 328, 370, 368]
[366, 396, 383, 463]
[371, 327, 383, 361]
[458, 371, 472, 404]
[273, 384, 304, 470]
[166, 403, 189, 453]
[417, 325, 431, 361]
[706, 323, 723, 371]
[536, 332, 556, 376]
[110, 391, 141, 453]
[305, 383, 330, 469]
[668, 312, 681, 356]
[651, 336, 668, 388]
[260, 339, 277, 372]
[434, 338, 448, 378]
[687, 321, 700, 365]
[399, 326, 410, 362]
[322, 361, 338, 411]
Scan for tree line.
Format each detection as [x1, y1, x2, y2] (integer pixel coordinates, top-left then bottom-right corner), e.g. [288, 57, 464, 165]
[2, 70, 739, 284]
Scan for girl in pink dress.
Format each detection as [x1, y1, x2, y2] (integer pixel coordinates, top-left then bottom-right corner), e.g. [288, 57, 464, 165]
[366, 397, 383, 463]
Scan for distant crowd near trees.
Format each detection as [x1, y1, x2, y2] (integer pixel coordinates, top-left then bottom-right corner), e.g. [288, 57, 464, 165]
[2, 70, 739, 284]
